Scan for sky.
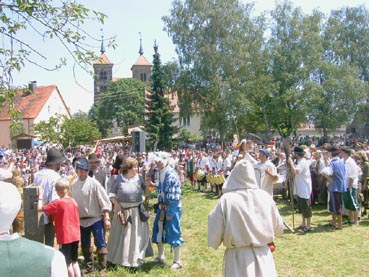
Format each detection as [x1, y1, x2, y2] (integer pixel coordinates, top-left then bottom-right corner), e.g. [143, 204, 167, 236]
[10, 0, 369, 114]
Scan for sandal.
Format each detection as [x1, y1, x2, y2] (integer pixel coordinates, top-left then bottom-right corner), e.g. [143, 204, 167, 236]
[303, 227, 311, 233]
[153, 257, 166, 264]
[170, 262, 183, 270]
[295, 225, 305, 230]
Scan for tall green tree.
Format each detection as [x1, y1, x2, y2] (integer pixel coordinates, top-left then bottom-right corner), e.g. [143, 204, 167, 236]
[305, 6, 368, 137]
[312, 6, 369, 135]
[307, 63, 366, 136]
[0, 0, 112, 130]
[163, 0, 262, 140]
[90, 78, 146, 136]
[145, 43, 177, 151]
[323, 6, 369, 82]
[266, 2, 322, 139]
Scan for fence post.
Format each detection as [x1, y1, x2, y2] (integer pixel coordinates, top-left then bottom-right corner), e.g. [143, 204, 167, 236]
[23, 186, 44, 243]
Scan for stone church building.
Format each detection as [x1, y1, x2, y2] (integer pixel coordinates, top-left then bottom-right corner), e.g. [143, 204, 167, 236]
[92, 38, 201, 136]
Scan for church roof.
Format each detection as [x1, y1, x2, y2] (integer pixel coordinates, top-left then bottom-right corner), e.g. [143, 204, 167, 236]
[133, 55, 151, 66]
[95, 53, 112, 64]
[0, 85, 70, 120]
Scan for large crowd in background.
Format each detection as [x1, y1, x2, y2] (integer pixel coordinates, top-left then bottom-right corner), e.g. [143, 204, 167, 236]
[1, 132, 369, 276]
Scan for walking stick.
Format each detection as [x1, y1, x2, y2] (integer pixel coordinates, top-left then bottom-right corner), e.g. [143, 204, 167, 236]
[283, 220, 295, 233]
[283, 137, 295, 230]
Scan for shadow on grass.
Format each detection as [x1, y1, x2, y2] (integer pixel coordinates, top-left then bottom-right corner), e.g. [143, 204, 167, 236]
[139, 260, 168, 273]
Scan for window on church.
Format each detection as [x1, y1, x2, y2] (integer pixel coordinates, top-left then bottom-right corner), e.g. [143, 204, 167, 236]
[140, 73, 147, 82]
[100, 70, 107, 80]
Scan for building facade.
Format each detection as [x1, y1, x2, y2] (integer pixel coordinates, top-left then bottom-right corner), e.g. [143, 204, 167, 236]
[0, 83, 71, 147]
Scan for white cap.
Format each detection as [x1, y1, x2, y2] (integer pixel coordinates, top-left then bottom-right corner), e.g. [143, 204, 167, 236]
[0, 182, 21, 233]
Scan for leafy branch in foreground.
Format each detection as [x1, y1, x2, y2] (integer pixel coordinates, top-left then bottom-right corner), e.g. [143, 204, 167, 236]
[0, 0, 116, 127]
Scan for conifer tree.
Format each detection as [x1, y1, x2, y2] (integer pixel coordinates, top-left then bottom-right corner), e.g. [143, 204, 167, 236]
[145, 42, 177, 151]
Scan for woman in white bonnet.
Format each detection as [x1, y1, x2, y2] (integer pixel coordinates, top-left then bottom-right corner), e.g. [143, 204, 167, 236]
[0, 182, 67, 276]
[208, 159, 284, 277]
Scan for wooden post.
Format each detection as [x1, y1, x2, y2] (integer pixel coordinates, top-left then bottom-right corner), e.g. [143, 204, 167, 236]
[23, 186, 43, 243]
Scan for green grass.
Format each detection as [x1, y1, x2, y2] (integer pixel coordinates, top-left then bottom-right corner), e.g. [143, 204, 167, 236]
[105, 181, 369, 277]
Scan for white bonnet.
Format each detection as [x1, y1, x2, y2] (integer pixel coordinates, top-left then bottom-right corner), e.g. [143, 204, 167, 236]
[154, 152, 170, 166]
[0, 182, 21, 233]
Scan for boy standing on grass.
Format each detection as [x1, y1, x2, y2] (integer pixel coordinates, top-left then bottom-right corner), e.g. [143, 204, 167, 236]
[38, 178, 81, 277]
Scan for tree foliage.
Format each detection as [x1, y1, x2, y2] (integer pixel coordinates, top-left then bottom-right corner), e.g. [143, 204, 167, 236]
[34, 113, 101, 147]
[145, 43, 177, 151]
[304, 6, 369, 136]
[266, 3, 323, 137]
[90, 78, 146, 137]
[0, 0, 114, 129]
[164, 0, 369, 140]
[163, 0, 263, 139]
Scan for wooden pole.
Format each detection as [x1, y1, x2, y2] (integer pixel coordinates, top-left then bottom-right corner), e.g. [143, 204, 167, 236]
[23, 186, 43, 243]
[283, 136, 295, 229]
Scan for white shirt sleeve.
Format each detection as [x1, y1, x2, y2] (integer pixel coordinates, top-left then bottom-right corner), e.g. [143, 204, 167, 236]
[51, 248, 68, 277]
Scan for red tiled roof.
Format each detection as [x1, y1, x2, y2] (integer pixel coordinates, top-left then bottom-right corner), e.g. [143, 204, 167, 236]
[95, 53, 112, 64]
[133, 55, 151, 66]
[0, 85, 70, 120]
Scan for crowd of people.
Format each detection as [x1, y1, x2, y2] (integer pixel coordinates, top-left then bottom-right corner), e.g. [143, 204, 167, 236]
[1, 133, 369, 276]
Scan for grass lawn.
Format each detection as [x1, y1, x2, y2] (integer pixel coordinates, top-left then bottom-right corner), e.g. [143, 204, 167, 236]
[105, 181, 369, 277]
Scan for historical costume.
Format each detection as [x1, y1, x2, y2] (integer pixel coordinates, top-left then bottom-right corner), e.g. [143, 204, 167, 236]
[107, 157, 151, 268]
[208, 159, 284, 277]
[0, 181, 67, 277]
[152, 152, 184, 270]
[70, 157, 111, 277]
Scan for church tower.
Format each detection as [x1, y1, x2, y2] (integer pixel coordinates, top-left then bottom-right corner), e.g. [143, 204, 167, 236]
[93, 35, 113, 103]
[131, 33, 152, 82]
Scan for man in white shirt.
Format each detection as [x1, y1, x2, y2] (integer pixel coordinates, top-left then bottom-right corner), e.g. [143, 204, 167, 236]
[33, 148, 64, 247]
[221, 150, 232, 179]
[288, 146, 312, 232]
[256, 149, 279, 197]
[341, 147, 360, 225]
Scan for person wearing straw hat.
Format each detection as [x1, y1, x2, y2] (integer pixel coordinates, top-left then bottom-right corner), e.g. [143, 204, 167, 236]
[33, 148, 65, 247]
[0, 182, 67, 276]
[208, 159, 283, 277]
